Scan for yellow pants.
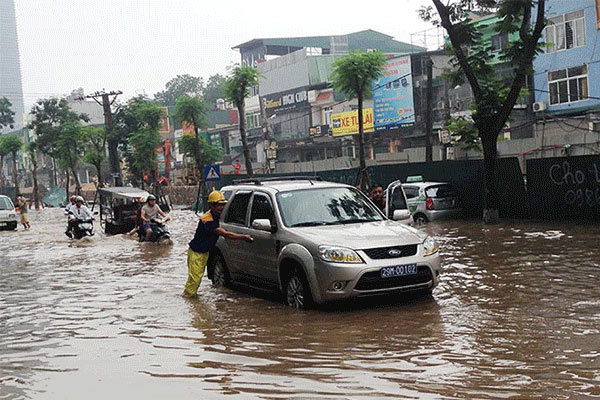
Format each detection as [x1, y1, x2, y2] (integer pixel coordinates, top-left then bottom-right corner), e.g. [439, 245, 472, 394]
[182, 249, 209, 297]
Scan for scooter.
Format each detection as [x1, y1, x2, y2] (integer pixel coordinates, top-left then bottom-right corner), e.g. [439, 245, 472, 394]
[68, 218, 94, 239]
[138, 218, 171, 244]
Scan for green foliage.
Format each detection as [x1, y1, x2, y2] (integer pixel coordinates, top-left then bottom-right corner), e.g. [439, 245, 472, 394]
[127, 129, 161, 180]
[224, 65, 260, 108]
[0, 97, 15, 129]
[28, 97, 89, 158]
[177, 134, 223, 167]
[203, 74, 227, 107]
[154, 74, 204, 107]
[55, 121, 85, 173]
[26, 141, 39, 171]
[82, 126, 106, 172]
[330, 51, 387, 100]
[0, 134, 23, 157]
[175, 95, 207, 133]
[444, 117, 482, 152]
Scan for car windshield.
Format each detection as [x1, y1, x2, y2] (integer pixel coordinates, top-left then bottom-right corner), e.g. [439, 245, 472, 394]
[425, 184, 456, 198]
[0, 197, 14, 210]
[277, 187, 384, 227]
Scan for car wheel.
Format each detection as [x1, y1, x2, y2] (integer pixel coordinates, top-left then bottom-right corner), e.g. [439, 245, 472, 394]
[414, 213, 428, 224]
[211, 254, 230, 287]
[285, 267, 313, 310]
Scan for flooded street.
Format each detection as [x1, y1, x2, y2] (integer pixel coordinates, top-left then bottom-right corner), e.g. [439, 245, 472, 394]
[1, 208, 600, 399]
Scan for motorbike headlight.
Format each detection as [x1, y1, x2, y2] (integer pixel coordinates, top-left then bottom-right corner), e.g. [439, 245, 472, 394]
[423, 236, 439, 256]
[319, 246, 363, 263]
[8, 214, 15, 218]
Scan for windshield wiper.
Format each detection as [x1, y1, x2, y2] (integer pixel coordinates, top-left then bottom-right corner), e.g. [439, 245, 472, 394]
[290, 221, 333, 227]
[336, 218, 378, 225]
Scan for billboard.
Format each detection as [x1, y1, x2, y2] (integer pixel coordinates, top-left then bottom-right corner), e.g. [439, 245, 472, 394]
[373, 55, 415, 131]
[263, 87, 310, 117]
[182, 121, 195, 136]
[331, 108, 374, 137]
[159, 107, 170, 134]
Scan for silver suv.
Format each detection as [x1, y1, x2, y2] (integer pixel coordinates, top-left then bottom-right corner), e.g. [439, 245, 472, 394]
[209, 178, 442, 309]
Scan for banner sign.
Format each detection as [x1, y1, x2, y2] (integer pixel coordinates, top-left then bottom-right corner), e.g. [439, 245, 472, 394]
[331, 108, 374, 137]
[159, 107, 170, 134]
[373, 55, 415, 131]
[182, 121, 195, 136]
[263, 87, 310, 116]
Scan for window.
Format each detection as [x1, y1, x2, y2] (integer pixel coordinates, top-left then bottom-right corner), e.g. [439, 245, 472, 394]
[0, 197, 14, 210]
[491, 33, 509, 52]
[245, 113, 261, 130]
[224, 192, 251, 225]
[425, 185, 457, 199]
[545, 10, 586, 53]
[548, 65, 588, 105]
[390, 187, 408, 212]
[323, 106, 333, 126]
[403, 186, 419, 199]
[250, 194, 275, 226]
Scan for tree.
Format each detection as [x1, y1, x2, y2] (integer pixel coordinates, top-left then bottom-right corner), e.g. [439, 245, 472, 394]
[444, 117, 482, 155]
[175, 96, 208, 180]
[224, 65, 260, 177]
[28, 98, 89, 186]
[203, 74, 227, 107]
[0, 134, 23, 196]
[26, 141, 41, 209]
[56, 121, 86, 195]
[0, 137, 9, 188]
[0, 97, 15, 130]
[154, 74, 204, 107]
[83, 126, 106, 187]
[421, 0, 546, 222]
[115, 97, 164, 188]
[330, 51, 387, 191]
[177, 135, 223, 169]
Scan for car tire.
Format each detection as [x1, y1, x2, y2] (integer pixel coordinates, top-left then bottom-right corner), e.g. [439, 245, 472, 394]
[284, 266, 313, 310]
[8, 222, 17, 231]
[211, 254, 231, 288]
[414, 213, 428, 224]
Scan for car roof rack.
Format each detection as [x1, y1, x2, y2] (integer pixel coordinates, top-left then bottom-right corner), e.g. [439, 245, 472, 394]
[233, 176, 322, 185]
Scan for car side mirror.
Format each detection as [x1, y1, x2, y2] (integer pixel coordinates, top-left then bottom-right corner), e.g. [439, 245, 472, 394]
[252, 219, 276, 233]
[393, 209, 411, 221]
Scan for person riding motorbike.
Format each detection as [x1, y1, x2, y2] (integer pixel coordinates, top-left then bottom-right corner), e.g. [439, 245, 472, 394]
[140, 195, 170, 241]
[66, 196, 93, 238]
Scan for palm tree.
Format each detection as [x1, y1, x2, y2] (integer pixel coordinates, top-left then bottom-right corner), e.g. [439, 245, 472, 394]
[331, 51, 386, 191]
[224, 65, 260, 177]
[175, 95, 207, 182]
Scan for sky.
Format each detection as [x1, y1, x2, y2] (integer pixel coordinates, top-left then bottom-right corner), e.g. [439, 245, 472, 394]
[15, 0, 438, 110]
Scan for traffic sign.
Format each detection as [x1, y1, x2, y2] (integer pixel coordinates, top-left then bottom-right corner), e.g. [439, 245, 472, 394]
[203, 165, 221, 182]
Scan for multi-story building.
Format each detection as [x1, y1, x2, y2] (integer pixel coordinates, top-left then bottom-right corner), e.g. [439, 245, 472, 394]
[533, 0, 597, 116]
[0, 0, 24, 134]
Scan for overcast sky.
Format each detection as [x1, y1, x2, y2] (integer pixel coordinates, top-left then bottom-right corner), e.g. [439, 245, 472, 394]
[15, 0, 437, 109]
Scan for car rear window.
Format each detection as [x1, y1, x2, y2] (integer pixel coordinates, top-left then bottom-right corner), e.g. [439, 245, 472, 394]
[0, 197, 14, 210]
[425, 185, 456, 199]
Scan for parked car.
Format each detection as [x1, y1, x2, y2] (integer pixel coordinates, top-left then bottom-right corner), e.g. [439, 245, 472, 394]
[208, 177, 442, 309]
[402, 177, 462, 223]
[0, 195, 18, 230]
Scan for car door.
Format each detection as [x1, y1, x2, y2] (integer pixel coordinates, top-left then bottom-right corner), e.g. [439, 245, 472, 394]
[403, 185, 421, 215]
[221, 191, 253, 280]
[386, 183, 410, 220]
[247, 192, 280, 289]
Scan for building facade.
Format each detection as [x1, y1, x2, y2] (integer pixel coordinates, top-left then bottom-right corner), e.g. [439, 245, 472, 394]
[0, 0, 24, 133]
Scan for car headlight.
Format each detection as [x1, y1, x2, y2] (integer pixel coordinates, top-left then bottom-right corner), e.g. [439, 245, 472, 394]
[423, 236, 439, 256]
[319, 246, 363, 263]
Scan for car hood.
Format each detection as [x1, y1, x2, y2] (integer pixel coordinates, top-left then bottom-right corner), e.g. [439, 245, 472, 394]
[292, 220, 426, 250]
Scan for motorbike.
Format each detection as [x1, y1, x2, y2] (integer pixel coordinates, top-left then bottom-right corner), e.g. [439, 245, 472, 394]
[138, 218, 171, 244]
[68, 218, 95, 239]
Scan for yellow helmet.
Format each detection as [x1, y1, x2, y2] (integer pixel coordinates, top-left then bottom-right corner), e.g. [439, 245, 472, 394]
[208, 190, 227, 204]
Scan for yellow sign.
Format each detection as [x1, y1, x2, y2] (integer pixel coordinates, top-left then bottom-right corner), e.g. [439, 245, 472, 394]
[331, 108, 374, 137]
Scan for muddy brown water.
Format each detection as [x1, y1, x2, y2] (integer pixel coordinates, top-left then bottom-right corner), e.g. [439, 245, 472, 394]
[1, 208, 599, 399]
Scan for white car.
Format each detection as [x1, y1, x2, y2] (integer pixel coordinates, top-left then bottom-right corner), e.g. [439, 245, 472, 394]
[0, 195, 18, 230]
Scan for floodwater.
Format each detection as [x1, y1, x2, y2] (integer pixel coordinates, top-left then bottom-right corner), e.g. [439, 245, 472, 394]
[1, 208, 599, 399]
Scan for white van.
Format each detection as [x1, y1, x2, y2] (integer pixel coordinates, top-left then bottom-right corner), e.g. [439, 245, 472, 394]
[0, 195, 18, 230]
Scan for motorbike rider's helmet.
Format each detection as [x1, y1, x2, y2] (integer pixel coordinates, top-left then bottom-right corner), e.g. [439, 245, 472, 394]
[75, 196, 84, 203]
[70, 195, 76, 203]
[147, 195, 156, 202]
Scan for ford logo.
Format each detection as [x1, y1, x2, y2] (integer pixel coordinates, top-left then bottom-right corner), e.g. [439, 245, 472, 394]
[388, 249, 402, 257]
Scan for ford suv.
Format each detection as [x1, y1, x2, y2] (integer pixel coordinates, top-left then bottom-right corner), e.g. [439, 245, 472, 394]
[208, 178, 442, 309]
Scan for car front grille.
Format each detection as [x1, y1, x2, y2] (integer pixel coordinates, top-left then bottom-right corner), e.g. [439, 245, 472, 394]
[354, 266, 432, 291]
[362, 244, 418, 260]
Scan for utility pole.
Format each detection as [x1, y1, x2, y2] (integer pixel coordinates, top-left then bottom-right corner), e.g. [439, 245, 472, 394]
[425, 58, 434, 163]
[260, 97, 273, 174]
[79, 90, 123, 186]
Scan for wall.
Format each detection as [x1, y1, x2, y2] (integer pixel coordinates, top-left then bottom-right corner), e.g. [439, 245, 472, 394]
[258, 49, 310, 96]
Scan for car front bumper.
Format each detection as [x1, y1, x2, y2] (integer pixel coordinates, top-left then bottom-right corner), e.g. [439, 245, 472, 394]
[308, 252, 442, 304]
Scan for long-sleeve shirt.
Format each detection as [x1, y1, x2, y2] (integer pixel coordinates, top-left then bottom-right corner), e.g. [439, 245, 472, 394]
[69, 205, 92, 221]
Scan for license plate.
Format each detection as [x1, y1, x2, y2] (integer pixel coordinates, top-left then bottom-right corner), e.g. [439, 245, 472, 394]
[380, 264, 417, 278]
[0, 222, 6, 227]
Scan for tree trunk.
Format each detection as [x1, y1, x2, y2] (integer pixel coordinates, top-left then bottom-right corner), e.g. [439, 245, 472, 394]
[12, 151, 19, 197]
[95, 163, 104, 188]
[71, 166, 82, 195]
[52, 157, 58, 187]
[0, 155, 4, 188]
[481, 130, 500, 223]
[32, 163, 39, 210]
[238, 102, 253, 177]
[356, 94, 369, 191]
[65, 171, 70, 204]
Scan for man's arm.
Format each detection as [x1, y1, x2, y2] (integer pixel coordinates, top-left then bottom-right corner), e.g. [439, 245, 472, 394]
[157, 208, 169, 220]
[140, 208, 149, 222]
[214, 227, 253, 242]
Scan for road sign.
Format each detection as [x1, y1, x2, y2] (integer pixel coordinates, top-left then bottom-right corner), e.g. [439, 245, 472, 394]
[203, 165, 221, 182]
